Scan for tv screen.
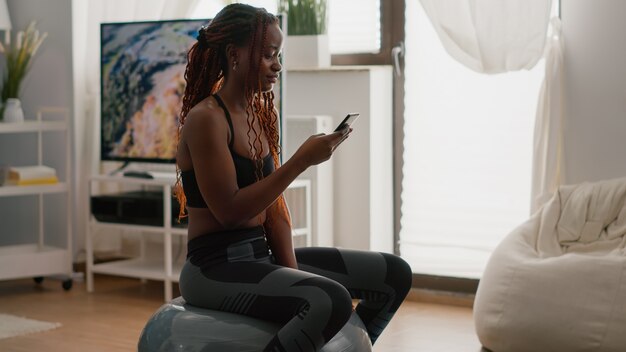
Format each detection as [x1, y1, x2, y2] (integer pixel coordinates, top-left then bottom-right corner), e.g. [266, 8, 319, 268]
[100, 19, 207, 163]
[100, 18, 285, 164]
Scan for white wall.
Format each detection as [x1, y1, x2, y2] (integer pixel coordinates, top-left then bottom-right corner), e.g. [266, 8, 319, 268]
[5, 0, 73, 118]
[0, 0, 73, 250]
[562, 0, 626, 184]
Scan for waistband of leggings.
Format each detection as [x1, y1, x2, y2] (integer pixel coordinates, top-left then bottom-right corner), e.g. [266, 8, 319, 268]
[187, 225, 265, 257]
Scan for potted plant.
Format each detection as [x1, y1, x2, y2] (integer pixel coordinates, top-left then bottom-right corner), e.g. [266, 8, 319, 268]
[278, 0, 330, 69]
[0, 21, 47, 122]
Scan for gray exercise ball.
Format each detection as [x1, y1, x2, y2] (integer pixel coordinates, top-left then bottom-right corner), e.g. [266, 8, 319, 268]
[138, 296, 372, 352]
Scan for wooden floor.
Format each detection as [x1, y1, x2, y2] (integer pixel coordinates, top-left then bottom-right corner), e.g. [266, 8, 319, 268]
[0, 275, 485, 351]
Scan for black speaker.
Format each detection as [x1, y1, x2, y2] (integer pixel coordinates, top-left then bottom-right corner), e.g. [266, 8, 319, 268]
[91, 190, 186, 227]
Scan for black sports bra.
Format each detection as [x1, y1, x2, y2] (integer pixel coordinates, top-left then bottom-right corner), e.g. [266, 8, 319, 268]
[181, 95, 275, 208]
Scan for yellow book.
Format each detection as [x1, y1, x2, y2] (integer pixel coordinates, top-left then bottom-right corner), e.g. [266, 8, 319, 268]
[8, 165, 56, 180]
[5, 165, 58, 186]
[7, 176, 59, 186]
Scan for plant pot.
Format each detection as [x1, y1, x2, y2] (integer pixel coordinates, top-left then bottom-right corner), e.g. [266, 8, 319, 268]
[2, 98, 25, 123]
[284, 34, 330, 69]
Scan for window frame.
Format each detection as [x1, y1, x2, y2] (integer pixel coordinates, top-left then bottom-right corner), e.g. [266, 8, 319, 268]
[330, 0, 404, 65]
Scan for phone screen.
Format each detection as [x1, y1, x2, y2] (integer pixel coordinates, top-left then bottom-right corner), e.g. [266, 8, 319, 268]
[334, 113, 360, 132]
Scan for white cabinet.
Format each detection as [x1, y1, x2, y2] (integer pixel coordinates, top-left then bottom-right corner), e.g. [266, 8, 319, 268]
[86, 174, 311, 301]
[0, 107, 73, 290]
[285, 115, 334, 247]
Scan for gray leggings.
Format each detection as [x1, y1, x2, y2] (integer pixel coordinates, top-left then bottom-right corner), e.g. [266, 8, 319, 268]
[179, 226, 412, 352]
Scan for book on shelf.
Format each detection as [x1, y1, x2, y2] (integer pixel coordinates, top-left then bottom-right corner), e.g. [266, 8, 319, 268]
[5, 165, 59, 186]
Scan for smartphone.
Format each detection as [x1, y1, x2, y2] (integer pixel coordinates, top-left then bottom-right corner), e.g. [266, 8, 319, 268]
[334, 113, 360, 132]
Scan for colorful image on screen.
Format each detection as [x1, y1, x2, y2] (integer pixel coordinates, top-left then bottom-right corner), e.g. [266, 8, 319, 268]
[100, 19, 208, 163]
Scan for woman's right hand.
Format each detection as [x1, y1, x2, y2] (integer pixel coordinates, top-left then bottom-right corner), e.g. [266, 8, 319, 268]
[292, 128, 352, 168]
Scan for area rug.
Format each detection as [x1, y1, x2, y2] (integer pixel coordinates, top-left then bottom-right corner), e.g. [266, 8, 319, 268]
[0, 314, 61, 339]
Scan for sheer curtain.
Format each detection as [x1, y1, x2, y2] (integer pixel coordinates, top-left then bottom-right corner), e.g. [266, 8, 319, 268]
[416, 0, 564, 214]
[401, 0, 560, 278]
[531, 17, 564, 213]
[418, 0, 552, 74]
[72, 0, 199, 258]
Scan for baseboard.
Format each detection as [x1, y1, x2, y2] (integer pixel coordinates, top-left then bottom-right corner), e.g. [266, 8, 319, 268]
[406, 288, 475, 308]
[73, 255, 132, 275]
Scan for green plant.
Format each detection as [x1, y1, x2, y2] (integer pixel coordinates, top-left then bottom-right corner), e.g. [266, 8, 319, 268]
[278, 0, 327, 36]
[0, 21, 47, 107]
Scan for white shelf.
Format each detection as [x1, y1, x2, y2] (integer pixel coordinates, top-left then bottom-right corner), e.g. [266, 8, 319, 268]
[90, 173, 176, 186]
[0, 244, 71, 280]
[93, 254, 186, 282]
[89, 219, 187, 236]
[0, 107, 73, 288]
[92, 258, 168, 281]
[0, 120, 68, 133]
[0, 183, 69, 197]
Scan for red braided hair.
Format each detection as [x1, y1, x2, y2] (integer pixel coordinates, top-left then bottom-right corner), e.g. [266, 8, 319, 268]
[174, 4, 290, 228]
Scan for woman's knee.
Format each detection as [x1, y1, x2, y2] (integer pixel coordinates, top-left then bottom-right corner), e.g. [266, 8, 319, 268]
[295, 276, 352, 340]
[381, 253, 413, 298]
[300, 276, 352, 311]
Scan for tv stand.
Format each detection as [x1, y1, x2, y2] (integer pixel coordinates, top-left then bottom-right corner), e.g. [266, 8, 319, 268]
[86, 174, 311, 301]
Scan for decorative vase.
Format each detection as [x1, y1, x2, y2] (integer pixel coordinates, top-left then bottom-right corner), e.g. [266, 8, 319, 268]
[3, 98, 25, 123]
[284, 34, 331, 69]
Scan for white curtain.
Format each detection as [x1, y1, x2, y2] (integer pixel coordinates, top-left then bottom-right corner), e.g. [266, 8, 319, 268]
[531, 17, 564, 213]
[72, 0, 199, 258]
[417, 0, 563, 212]
[401, 0, 562, 277]
[417, 0, 563, 211]
[418, 0, 552, 74]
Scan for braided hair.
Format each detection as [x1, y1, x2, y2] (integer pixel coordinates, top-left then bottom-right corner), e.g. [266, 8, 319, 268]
[174, 4, 290, 228]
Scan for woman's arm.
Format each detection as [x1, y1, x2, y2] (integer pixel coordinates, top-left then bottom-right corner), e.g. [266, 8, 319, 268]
[264, 195, 298, 269]
[185, 106, 349, 229]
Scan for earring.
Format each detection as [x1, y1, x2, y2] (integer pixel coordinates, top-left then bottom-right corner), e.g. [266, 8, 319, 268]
[233, 61, 238, 71]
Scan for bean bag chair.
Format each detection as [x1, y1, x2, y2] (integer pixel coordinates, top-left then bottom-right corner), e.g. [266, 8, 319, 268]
[474, 177, 626, 352]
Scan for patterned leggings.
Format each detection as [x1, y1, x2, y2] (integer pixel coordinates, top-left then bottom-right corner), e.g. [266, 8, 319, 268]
[179, 226, 412, 352]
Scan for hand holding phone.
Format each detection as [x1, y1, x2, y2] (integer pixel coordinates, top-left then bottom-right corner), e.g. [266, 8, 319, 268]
[294, 113, 358, 167]
[334, 113, 360, 132]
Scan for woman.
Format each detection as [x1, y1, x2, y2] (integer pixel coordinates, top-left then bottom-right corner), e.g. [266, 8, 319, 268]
[175, 4, 412, 352]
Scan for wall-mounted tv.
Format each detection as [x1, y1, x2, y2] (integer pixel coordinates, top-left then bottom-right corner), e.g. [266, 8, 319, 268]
[101, 17, 285, 165]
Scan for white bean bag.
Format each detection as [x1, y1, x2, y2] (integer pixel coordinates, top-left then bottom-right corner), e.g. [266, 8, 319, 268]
[474, 177, 626, 352]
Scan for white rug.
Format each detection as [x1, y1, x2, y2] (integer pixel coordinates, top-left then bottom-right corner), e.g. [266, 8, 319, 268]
[0, 314, 61, 339]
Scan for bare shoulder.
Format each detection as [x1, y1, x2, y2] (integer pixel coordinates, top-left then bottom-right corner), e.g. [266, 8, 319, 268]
[182, 97, 228, 142]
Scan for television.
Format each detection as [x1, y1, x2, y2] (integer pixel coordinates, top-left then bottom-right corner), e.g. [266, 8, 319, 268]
[100, 17, 285, 165]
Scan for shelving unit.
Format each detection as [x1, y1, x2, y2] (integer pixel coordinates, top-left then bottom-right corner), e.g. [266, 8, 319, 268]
[86, 174, 311, 301]
[285, 115, 334, 247]
[0, 107, 73, 290]
[285, 179, 313, 247]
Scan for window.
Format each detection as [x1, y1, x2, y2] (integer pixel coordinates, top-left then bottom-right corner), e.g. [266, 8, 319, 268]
[191, 0, 390, 61]
[328, 0, 380, 54]
[399, 1, 547, 279]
